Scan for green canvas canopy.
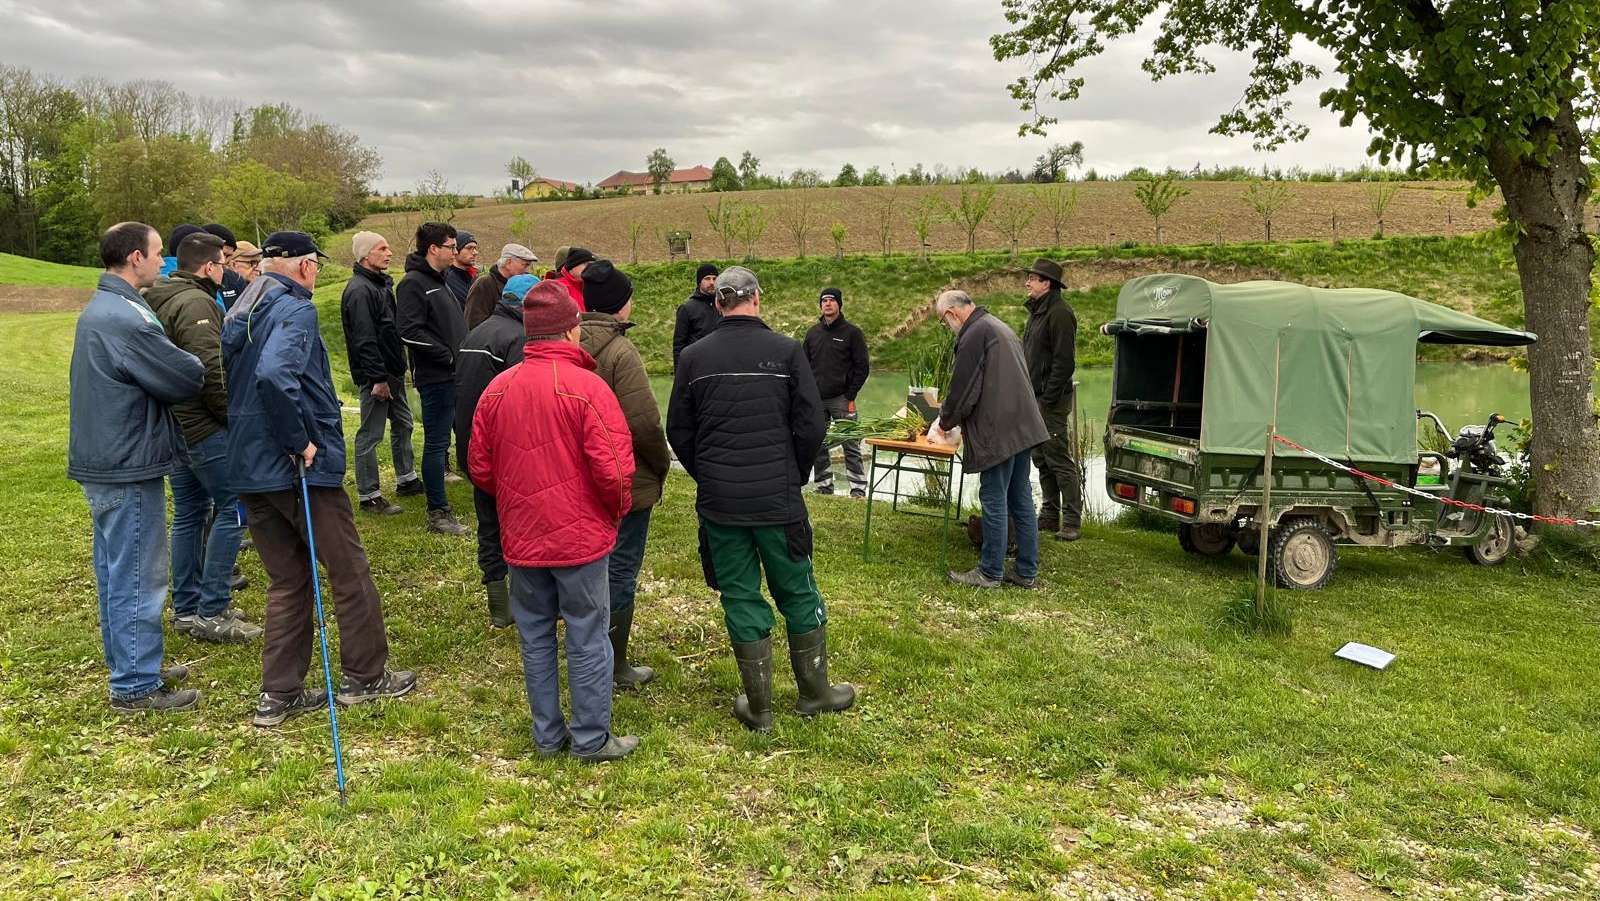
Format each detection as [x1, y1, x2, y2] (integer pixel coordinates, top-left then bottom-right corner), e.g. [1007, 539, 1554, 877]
[1108, 274, 1536, 464]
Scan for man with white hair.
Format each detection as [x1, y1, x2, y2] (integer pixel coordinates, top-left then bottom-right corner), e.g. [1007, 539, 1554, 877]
[342, 231, 421, 515]
[465, 243, 539, 330]
[928, 289, 1049, 589]
[222, 231, 417, 727]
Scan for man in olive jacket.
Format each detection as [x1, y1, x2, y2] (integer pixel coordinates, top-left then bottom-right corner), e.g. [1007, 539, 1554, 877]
[145, 231, 262, 644]
[930, 289, 1049, 590]
[342, 231, 420, 515]
[1021, 258, 1082, 541]
[579, 260, 672, 689]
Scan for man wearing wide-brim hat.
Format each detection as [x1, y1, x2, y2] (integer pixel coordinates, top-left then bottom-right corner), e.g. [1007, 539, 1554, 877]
[1021, 257, 1083, 541]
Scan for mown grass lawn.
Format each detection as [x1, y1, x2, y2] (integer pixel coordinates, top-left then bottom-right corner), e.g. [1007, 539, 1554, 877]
[2, 240, 1598, 898]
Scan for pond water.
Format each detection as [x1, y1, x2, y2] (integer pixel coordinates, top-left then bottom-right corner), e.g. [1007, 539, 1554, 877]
[649, 362, 1534, 516]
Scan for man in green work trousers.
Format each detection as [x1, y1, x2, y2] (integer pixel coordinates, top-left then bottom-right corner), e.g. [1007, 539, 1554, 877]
[666, 266, 855, 731]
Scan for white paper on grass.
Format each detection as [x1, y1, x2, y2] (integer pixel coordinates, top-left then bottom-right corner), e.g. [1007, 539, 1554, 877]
[1334, 642, 1395, 670]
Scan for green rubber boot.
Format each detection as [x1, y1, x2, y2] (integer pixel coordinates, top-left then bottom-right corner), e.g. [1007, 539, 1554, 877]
[486, 578, 512, 629]
[789, 625, 855, 716]
[730, 637, 773, 732]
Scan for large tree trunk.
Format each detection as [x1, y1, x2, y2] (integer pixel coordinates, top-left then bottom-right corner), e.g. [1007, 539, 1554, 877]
[1490, 103, 1600, 520]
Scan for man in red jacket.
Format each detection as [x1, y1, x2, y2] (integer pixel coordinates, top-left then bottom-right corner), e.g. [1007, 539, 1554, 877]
[468, 280, 640, 763]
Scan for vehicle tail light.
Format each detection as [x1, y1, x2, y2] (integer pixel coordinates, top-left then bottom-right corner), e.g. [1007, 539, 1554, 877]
[1171, 497, 1197, 516]
[1113, 482, 1138, 500]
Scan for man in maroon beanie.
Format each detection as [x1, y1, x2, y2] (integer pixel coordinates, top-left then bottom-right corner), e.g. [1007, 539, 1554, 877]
[469, 280, 640, 763]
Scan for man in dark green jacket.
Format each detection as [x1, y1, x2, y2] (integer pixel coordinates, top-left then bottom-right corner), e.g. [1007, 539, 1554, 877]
[145, 232, 262, 643]
[1021, 258, 1083, 541]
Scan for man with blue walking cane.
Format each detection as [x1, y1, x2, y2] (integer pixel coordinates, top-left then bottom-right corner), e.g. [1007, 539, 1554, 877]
[221, 231, 417, 728]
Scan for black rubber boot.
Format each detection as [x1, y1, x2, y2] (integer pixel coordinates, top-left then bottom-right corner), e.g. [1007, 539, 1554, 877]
[789, 625, 855, 716]
[486, 578, 512, 629]
[730, 637, 773, 732]
[610, 607, 655, 688]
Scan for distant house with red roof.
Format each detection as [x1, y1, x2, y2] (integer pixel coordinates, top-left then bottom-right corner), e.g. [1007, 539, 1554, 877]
[598, 165, 713, 195]
[520, 176, 582, 199]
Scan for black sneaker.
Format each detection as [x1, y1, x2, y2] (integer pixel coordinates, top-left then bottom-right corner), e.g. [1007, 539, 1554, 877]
[172, 613, 199, 636]
[112, 686, 199, 714]
[395, 479, 425, 498]
[188, 610, 264, 643]
[814, 485, 836, 496]
[572, 734, 640, 763]
[162, 663, 189, 683]
[252, 689, 322, 727]
[947, 567, 1003, 589]
[1003, 565, 1037, 589]
[336, 668, 418, 706]
[360, 495, 404, 516]
[849, 488, 867, 499]
[231, 571, 249, 591]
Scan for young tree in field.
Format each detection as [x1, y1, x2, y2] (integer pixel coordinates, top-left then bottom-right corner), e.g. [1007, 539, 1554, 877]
[1031, 140, 1084, 182]
[1365, 180, 1402, 237]
[834, 163, 861, 187]
[509, 209, 531, 246]
[861, 165, 888, 187]
[1244, 180, 1293, 241]
[991, 0, 1600, 518]
[829, 221, 848, 260]
[1034, 183, 1079, 246]
[938, 183, 998, 254]
[909, 194, 940, 261]
[506, 155, 536, 192]
[628, 219, 644, 264]
[647, 147, 675, 195]
[875, 189, 898, 256]
[705, 196, 736, 256]
[710, 156, 741, 192]
[730, 201, 768, 261]
[1133, 175, 1189, 243]
[414, 169, 459, 222]
[776, 192, 814, 258]
[738, 150, 761, 184]
[992, 194, 1037, 261]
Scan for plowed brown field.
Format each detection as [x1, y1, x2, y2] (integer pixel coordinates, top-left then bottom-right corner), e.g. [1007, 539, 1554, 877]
[351, 181, 1508, 266]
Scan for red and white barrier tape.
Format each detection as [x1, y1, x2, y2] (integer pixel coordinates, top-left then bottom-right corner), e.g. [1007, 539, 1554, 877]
[1270, 434, 1600, 529]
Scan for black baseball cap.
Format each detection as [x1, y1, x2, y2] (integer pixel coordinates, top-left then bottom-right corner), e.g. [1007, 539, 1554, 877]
[260, 231, 329, 260]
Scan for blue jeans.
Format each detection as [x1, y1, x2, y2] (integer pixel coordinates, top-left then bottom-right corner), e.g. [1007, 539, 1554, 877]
[417, 381, 455, 511]
[978, 449, 1040, 582]
[609, 508, 653, 614]
[82, 479, 169, 700]
[169, 430, 246, 618]
[509, 559, 614, 755]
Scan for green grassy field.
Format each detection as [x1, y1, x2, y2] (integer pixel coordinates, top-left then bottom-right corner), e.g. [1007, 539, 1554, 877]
[3, 237, 1598, 897]
[0, 251, 102, 288]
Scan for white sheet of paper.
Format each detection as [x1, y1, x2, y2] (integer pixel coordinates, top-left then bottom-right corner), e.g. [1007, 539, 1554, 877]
[1334, 642, 1395, 670]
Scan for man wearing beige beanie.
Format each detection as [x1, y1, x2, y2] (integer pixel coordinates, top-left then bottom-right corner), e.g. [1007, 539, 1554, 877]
[341, 231, 421, 514]
[465, 243, 539, 330]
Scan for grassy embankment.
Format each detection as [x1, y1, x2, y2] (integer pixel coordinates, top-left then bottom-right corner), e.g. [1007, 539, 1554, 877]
[1, 235, 1596, 898]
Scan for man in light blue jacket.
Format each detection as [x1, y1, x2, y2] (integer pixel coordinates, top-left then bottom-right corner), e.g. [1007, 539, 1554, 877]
[68, 222, 206, 713]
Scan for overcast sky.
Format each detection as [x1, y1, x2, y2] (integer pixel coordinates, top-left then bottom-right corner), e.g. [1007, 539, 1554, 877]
[1, 0, 1380, 194]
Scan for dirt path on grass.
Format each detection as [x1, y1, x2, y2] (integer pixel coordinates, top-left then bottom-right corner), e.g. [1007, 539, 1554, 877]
[881, 257, 1280, 340]
[0, 285, 85, 313]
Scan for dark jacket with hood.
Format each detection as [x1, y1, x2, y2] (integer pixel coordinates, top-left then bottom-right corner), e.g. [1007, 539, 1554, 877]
[937, 307, 1050, 473]
[444, 264, 475, 309]
[803, 313, 870, 401]
[1022, 288, 1078, 407]
[145, 270, 230, 446]
[396, 252, 467, 387]
[454, 289, 527, 473]
[68, 273, 204, 484]
[220, 272, 347, 493]
[666, 315, 826, 527]
[464, 264, 510, 331]
[340, 263, 408, 389]
[580, 312, 671, 511]
[672, 290, 720, 367]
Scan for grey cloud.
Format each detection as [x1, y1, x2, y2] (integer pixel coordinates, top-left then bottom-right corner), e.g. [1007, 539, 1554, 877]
[0, 0, 1378, 193]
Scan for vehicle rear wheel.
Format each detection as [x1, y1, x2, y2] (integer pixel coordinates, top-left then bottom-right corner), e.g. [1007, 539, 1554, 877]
[1465, 515, 1513, 566]
[1270, 517, 1337, 590]
[1178, 523, 1236, 556]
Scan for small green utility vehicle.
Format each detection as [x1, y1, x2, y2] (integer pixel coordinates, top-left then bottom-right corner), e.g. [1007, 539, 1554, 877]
[1101, 274, 1535, 589]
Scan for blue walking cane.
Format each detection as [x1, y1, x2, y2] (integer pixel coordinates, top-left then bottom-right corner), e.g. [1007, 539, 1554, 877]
[297, 455, 348, 807]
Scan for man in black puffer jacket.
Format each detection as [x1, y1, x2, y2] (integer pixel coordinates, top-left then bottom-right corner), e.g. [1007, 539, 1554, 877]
[667, 266, 853, 734]
[672, 263, 720, 368]
[395, 221, 469, 536]
[454, 273, 537, 629]
[342, 231, 420, 515]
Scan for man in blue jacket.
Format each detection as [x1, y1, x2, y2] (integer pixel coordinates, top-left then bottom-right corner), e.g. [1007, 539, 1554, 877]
[222, 231, 417, 727]
[69, 222, 206, 713]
